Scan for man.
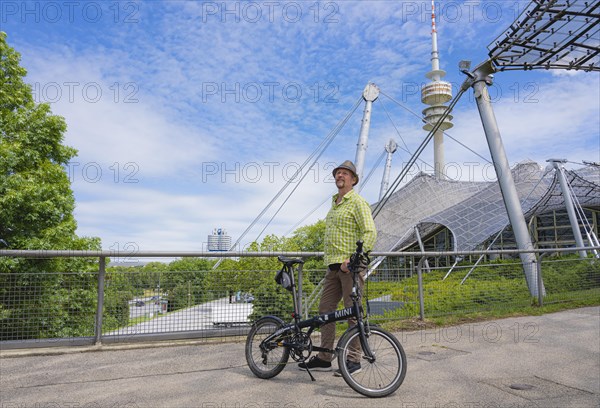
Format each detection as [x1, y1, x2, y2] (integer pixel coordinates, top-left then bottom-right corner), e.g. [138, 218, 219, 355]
[298, 160, 377, 375]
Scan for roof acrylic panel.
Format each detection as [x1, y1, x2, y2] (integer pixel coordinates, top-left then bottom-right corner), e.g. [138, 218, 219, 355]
[488, 0, 600, 72]
[372, 161, 599, 253]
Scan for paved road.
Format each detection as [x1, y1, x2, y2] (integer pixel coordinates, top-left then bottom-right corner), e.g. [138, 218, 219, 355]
[114, 297, 253, 335]
[1, 307, 598, 408]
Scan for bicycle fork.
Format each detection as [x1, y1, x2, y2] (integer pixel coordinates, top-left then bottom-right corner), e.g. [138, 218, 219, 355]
[356, 320, 376, 363]
[349, 282, 376, 364]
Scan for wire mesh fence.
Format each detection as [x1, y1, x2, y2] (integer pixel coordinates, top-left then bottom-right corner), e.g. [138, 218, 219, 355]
[0, 270, 99, 341]
[1, 250, 599, 349]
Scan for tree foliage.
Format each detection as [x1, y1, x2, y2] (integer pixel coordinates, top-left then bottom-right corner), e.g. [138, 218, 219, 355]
[0, 32, 103, 340]
[0, 32, 80, 250]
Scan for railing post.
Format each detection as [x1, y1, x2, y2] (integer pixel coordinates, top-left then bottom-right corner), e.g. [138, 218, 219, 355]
[536, 253, 548, 307]
[297, 262, 304, 318]
[95, 256, 106, 345]
[417, 257, 426, 320]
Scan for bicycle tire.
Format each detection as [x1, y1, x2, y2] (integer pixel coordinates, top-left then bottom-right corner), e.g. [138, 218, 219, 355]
[245, 316, 290, 379]
[337, 326, 407, 398]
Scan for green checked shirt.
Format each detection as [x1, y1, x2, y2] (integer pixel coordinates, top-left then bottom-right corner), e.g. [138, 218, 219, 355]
[324, 189, 377, 265]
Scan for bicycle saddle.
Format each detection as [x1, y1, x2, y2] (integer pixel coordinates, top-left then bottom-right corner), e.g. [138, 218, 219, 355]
[277, 256, 304, 266]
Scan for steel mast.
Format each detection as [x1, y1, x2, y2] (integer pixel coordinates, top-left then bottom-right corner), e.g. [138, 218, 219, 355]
[354, 83, 380, 184]
[379, 139, 398, 200]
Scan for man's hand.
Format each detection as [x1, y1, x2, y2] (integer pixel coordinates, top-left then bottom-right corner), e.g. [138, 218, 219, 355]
[340, 259, 350, 273]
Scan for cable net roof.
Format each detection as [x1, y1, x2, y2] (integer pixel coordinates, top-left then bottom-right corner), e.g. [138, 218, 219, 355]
[525, 165, 600, 216]
[373, 161, 600, 252]
[488, 0, 600, 72]
[373, 171, 489, 252]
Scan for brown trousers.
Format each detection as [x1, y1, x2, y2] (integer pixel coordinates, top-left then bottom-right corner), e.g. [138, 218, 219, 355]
[317, 263, 365, 363]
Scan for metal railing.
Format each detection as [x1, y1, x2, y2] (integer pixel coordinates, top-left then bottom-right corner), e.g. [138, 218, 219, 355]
[1, 247, 598, 350]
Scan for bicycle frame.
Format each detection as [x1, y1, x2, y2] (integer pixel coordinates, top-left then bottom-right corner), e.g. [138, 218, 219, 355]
[264, 251, 375, 364]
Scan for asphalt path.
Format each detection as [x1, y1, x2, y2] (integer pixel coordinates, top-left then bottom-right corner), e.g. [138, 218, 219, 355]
[113, 297, 253, 335]
[1, 306, 598, 408]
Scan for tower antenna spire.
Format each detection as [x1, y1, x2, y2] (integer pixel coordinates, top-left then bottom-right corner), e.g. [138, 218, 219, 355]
[430, 0, 440, 75]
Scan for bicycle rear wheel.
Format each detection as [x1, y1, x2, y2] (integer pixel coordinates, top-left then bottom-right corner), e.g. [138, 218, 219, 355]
[337, 326, 407, 398]
[245, 316, 290, 379]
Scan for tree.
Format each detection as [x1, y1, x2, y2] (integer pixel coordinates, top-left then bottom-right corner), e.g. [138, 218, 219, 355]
[287, 220, 326, 252]
[166, 257, 214, 309]
[287, 219, 326, 273]
[208, 235, 286, 296]
[0, 33, 79, 249]
[0, 32, 104, 340]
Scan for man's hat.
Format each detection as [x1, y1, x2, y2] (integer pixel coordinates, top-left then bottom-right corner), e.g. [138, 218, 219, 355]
[332, 160, 359, 185]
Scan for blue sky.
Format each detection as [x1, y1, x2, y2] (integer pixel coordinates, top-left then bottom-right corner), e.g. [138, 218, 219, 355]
[2, 0, 599, 256]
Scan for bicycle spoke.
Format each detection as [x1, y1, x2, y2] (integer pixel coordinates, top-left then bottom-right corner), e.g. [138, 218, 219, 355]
[338, 327, 407, 397]
[245, 317, 290, 379]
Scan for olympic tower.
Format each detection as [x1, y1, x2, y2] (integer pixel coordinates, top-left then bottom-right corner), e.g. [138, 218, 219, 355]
[421, 0, 453, 179]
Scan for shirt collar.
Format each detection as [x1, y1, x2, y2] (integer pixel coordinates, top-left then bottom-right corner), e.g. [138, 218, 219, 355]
[332, 188, 356, 204]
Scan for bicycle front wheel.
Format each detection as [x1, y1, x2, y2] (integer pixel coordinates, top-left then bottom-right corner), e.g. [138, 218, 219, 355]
[245, 316, 290, 379]
[337, 326, 407, 398]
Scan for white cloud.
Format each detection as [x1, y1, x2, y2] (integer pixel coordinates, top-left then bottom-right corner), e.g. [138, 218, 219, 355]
[22, 45, 219, 178]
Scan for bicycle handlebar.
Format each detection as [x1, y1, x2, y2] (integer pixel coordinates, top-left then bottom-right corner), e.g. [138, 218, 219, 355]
[348, 240, 367, 274]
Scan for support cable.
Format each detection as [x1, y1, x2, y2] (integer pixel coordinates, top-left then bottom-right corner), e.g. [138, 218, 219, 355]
[570, 160, 600, 167]
[379, 90, 492, 165]
[283, 148, 386, 237]
[372, 86, 468, 219]
[212, 96, 363, 268]
[284, 197, 329, 237]
[358, 149, 387, 193]
[282, 83, 486, 241]
[561, 167, 600, 256]
[377, 97, 411, 153]
[375, 96, 434, 170]
[252, 96, 364, 243]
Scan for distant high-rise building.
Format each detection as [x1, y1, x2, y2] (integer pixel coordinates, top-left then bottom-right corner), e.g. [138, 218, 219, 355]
[207, 228, 231, 251]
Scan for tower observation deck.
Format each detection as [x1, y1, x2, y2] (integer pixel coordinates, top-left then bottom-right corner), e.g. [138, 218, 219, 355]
[421, 0, 453, 179]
